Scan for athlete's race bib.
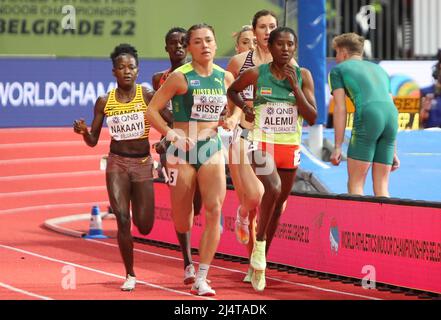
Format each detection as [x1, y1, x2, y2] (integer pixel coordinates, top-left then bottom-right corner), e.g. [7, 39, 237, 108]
[191, 94, 227, 121]
[260, 102, 298, 134]
[107, 111, 145, 140]
[246, 140, 258, 153]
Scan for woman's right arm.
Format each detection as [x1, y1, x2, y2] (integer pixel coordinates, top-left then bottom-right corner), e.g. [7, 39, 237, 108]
[151, 72, 162, 91]
[151, 71, 174, 125]
[227, 67, 259, 122]
[73, 95, 107, 147]
[226, 53, 244, 79]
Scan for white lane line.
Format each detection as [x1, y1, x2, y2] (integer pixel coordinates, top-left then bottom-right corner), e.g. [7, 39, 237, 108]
[0, 281, 53, 300]
[0, 244, 214, 300]
[300, 144, 331, 169]
[87, 239, 382, 300]
[0, 186, 106, 198]
[0, 170, 103, 182]
[0, 202, 110, 215]
[0, 155, 102, 166]
[0, 140, 111, 149]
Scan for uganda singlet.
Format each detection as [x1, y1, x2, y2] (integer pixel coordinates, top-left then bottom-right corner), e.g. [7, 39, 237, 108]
[104, 84, 150, 141]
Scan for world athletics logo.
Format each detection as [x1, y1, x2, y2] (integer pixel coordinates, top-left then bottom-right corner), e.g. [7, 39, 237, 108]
[329, 218, 339, 254]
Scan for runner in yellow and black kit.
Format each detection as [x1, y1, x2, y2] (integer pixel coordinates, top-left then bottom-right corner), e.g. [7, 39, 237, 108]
[146, 24, 238, 297]
[228, 27, 317, 292]
[73, 44, 155, 292]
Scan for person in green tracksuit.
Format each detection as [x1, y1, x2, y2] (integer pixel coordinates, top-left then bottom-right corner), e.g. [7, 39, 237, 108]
[329, 32, 400, 197]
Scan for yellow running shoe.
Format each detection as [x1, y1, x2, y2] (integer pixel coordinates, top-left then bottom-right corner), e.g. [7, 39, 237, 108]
[251, 269, 266, 292]
[250, 240, 266, 271]
[242, 267, 253, 283]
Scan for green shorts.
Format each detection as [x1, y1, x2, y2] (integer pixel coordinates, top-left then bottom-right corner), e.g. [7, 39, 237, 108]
[167, 135, 222, 171]
[348, 101, 398, 165]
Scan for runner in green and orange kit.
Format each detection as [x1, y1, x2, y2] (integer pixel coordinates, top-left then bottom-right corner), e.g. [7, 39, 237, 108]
[228, 27, 317, 292]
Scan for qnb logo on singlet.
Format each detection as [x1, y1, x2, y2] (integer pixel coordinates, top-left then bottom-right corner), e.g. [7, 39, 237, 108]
[191, 94, 227, 121]
[261, 102, 298, 133]
[106, 111, 145, 141]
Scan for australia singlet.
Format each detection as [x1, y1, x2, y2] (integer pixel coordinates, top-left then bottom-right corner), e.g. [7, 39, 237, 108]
[250, 63, 303, 145]
[172, 62, 228, 122]
[104, 84, 150, 141]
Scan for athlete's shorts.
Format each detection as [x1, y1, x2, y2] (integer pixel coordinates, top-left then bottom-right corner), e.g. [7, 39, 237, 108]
[349, 101, 398, 165]
[167, 135, 223, 171]
[106, 152, 154, 181]
[259, 142, 300, 170]
[218, 126, 234, 149]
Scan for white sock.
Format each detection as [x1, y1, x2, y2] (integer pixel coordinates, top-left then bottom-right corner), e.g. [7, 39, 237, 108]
[197, 264, 210, 282]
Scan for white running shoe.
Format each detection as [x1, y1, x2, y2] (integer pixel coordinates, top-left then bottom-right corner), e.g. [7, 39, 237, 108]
[120, 274, 136, 291]
[235, 206, 250, 245]
[243, 267, 253, 283]
[190, 279, 216, 296]
[183, 264, 196, 285]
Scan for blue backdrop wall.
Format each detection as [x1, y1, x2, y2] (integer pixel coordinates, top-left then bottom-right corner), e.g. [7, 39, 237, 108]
[0, 58, 229, 127]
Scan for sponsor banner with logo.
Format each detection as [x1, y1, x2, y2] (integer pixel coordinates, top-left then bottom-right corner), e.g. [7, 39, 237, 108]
[134, 182, 441, 294]
[0, 0, 280, 58]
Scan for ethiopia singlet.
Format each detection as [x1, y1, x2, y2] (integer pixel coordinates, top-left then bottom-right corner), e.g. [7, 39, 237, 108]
[250, 63, 303, 145]
[104, 84, 150, 141]
[172, 62, 227, 122]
